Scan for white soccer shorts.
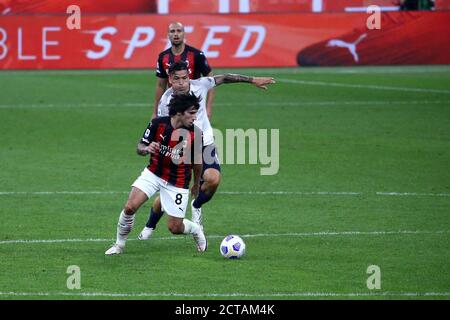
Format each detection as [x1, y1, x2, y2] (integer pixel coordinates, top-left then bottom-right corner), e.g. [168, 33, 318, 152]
[131, 168, 189, 218]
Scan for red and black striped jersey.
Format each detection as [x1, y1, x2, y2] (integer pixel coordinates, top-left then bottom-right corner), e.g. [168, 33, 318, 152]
[140, 117, 203, 189]
[156, 44, 212, 80]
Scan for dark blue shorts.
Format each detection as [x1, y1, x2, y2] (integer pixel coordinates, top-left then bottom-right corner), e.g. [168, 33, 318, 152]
[202, 144, 221, 176]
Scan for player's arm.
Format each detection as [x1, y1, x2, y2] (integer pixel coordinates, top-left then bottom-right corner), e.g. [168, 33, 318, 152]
[152, 77, 168, 119]
[190, 126, 203, 198]
[136, 121, 160, 156]
[205, 71, 215, 120]
[213, 74, 276, 90]
[191, 163, 202, 199]
[137, 142, 160, 156]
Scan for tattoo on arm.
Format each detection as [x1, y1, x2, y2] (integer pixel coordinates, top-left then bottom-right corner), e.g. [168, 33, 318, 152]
[136, 142, 149, 156]
[214, 73, 254, 85]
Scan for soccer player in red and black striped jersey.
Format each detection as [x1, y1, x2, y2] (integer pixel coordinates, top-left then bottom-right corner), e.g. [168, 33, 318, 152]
[105, 93, 206, 255]
[142, 112, 202, 190]
[152, 22, 215, 120]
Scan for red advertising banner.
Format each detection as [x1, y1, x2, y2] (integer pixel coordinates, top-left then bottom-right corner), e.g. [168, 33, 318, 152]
[164, 0, 312, 14]
[0, 11, 449, 69]
[2, 0, 448, 15]
[0, 0, 155, 14]
[323, 0, 399, 11]
[436, 0, 450, 10]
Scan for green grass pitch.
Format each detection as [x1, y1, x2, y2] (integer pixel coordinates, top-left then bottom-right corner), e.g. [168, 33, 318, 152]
[0, 66, 449, 300]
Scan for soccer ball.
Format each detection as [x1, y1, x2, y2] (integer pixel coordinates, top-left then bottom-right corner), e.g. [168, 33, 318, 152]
[220, 235, 246, 259]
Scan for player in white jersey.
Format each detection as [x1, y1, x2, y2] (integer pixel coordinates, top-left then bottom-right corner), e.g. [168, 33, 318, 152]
[157, 76, 216, 147]
[138, 61, 275, 240]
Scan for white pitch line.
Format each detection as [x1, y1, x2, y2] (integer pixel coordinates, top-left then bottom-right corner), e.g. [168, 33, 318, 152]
[219, 191, 362, 195]
[0, 70, 153, 76]
[0, 291, 448, 298]
[0, 102, 149, 109]
[240, 230, 449, 238]
[377, 192, 450, 197]
[0, 100, 449, 109]
[0, 230, 447, 245]
[0, 191, 361, 196]
[224, 66, 450, 75]
[216, 100, 450, 107]
[0, 191, 129, 195]
[278, 78, 450, 94]
[1, 190, 449, 197]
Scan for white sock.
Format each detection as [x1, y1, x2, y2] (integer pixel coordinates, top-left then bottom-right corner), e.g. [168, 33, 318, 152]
[182, 218, 200, 235]
[116, 210, 135, 247]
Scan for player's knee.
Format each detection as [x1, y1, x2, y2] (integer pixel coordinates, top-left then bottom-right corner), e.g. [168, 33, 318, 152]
[204, 170, 221, 188]
[124, 203, 137, 215]
[167, 220, 183, 234]
[211, 174, 221, 188]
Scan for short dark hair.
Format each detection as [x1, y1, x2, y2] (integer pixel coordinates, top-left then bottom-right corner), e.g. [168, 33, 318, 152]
[168, 60, 188, 75]
[168, 92, 201, 116]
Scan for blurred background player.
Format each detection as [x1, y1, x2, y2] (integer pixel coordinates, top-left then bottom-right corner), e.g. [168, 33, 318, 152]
[105, 93, 205, 255]
[398, 0, 434, 10]
[153, 21, 215, 119]
[138, 61, 275, 240]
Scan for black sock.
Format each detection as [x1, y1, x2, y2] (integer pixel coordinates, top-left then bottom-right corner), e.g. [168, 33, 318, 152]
[145, 208, 164, 229]
[192, 189, 213, 209]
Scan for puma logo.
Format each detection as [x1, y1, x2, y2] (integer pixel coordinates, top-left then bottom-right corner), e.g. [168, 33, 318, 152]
[326, 33, 367, 62]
